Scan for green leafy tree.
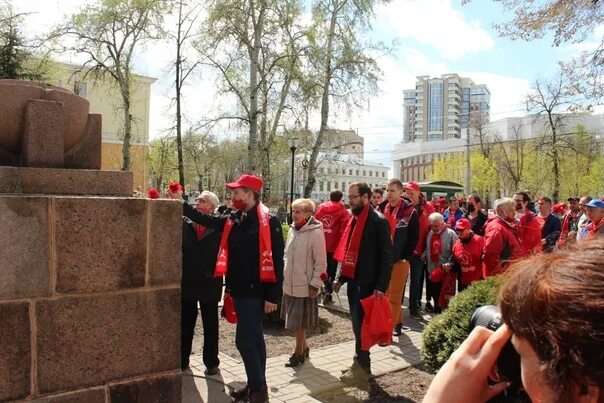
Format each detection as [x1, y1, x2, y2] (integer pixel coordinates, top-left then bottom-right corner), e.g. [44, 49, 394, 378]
[0, 1, 49, 80]
[429, 151, 498, 198]
[55, 0, 168, 171]
[148, 135, 178, 191]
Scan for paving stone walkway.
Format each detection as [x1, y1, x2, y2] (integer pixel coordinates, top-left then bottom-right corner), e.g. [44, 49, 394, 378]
[182, 323, 425, 402]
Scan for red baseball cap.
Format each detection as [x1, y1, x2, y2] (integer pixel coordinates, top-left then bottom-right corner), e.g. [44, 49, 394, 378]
[455, 218, 471, 230]
[404, 181, 420, 192]
[226, 174, 263, 192]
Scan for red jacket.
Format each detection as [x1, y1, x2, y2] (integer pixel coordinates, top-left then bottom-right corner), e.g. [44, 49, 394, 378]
[452, 233, 484, 285]
[315, 201, 350, 253]
[482, 216, 527, 277]
[518, 210, 542, 254]
[413, 197, 435, 256]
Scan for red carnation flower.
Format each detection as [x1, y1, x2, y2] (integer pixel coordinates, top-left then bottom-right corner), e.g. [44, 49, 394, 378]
[168, 182, 183, 193]
[320, 272, 329, 282]
[147, 188, 160, 199]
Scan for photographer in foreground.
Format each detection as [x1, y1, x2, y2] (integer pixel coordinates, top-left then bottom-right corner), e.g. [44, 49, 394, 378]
[423, 239, 604, 403]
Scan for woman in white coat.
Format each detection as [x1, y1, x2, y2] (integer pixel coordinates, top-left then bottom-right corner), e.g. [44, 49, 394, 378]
[281, 198, 327, 367]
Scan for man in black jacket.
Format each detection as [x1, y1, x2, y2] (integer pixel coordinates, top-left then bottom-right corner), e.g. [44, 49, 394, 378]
[181, 192, 223, 374]
[170, 174, 284, 403]
[333, 182, 393, 383]
[464, 193, 488, 236]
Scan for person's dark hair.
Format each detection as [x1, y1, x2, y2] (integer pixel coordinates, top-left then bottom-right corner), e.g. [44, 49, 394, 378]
[468, 193, 481, 204]
[350, 182, 372, 198]
[330, 189, 344, 202]
[513, 191, 531, 203]
[387, 179, 403, 189]
[498, 240, 604, 401]
[538, 196, 552, 204]
[372, 187, 384, 195]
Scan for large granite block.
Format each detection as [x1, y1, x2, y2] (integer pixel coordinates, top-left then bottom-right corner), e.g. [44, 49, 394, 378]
[0, 196, 51, 299]
[22, 387, 106, 403]
[64, 114, 102, 170]
[109, 372, 182, 403]
[0, 302, 31, 401]
[1, 167, 133, 196]
[36, 288, 180, 394]
[22, 99, 64, 168]
[54, 197, 147, 293]
[147, 200, 182, 286]
[0, 166, 22, 193]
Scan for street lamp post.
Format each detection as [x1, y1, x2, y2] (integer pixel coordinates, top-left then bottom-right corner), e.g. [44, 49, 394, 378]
[288, 137, 300, 224]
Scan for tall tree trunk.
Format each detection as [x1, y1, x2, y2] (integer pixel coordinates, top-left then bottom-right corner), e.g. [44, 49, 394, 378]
[246, 0, 266, 174]
[304, 0, 338, 198]
[548, 113, 560, 202]
[121, 82, 132, 171]
[175, 0, 185, 186]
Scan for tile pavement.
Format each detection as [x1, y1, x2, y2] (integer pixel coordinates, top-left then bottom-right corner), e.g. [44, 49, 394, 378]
[182, 324, 424, 402]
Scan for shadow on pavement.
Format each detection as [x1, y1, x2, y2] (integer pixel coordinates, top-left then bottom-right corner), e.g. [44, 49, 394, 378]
[182, 371, 233, 403]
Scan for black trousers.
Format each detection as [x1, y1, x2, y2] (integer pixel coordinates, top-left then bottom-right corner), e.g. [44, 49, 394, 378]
[347, 280, 370, 372]
[426, 279, 442, 314]
[324, 252, 338, 294]
[181, 297, 220, 369]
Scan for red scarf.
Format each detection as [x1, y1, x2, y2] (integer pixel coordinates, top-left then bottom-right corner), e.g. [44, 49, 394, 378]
[214, 203, 276, 283]
[195, 224, 207, 240]
[586, 219, 604, 240]
[384, 200, 402, 240]
[430, 230, 442, 263]
[334, 203, 370, 279]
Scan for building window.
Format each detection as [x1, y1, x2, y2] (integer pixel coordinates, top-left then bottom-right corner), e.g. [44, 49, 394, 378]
[334, 182, 338, 189]
[341, 182, 345, 190]
[362, 170, 366, 176]
[381, 171, 385, 178]
[320, 182, 324, 192]
[335, 168, 338, 175]
[349, 169, 353, 175]
[356, 170, 359, 176]
[369, 171, 373, 177]
[327, 181, 331, 190]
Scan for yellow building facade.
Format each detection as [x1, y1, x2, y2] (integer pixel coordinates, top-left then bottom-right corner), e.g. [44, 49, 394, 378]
[52, 63, 156, 191]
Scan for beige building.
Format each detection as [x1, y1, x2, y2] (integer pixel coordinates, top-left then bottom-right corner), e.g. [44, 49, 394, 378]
[51, 62, 156, 191]
[403, 73, 490, 142]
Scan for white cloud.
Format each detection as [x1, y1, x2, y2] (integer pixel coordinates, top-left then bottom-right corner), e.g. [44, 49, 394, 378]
[460, 72, 531, 119]
[378, 0, 495, 59]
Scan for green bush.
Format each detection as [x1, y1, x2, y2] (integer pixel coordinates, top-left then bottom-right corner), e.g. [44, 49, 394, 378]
[281, 223, 290, 241]
[422, 276, 501, 373]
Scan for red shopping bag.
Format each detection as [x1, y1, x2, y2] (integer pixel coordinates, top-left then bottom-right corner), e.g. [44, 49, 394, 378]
[360, 294, 392, 350]
[438, 270, 457, 310]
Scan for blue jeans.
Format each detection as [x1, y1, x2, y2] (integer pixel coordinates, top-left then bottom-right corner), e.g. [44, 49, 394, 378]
[233, 296, 267, 391]
[409, 255, 424, 311]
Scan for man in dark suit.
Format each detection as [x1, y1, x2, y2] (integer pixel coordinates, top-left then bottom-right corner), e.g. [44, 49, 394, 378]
[333, 182, 393, 383]
[170, 174, 284, 403]
[181, 192, 223, 374]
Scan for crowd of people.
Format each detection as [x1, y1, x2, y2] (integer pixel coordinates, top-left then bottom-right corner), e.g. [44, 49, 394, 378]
[166, 174, 604, 402]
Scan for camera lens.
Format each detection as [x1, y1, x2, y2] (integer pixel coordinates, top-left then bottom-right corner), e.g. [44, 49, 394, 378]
[470, 305, 525, 400]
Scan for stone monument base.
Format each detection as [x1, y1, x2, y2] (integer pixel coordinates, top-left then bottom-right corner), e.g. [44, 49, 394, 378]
[0, 195, 182, 402]
[0, 167, 133, 196]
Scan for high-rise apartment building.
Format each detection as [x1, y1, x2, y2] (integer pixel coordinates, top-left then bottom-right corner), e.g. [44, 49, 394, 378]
[403, 74, 490, 142]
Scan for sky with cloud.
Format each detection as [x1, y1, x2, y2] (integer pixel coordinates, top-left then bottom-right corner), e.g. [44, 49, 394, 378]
[14, 0, 598, 170]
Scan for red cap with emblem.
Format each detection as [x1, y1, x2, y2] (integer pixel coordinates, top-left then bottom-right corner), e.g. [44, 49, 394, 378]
[404, 181, 420, 192]
[455, 218, 471, 230]
[226, 174, 263, 192]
